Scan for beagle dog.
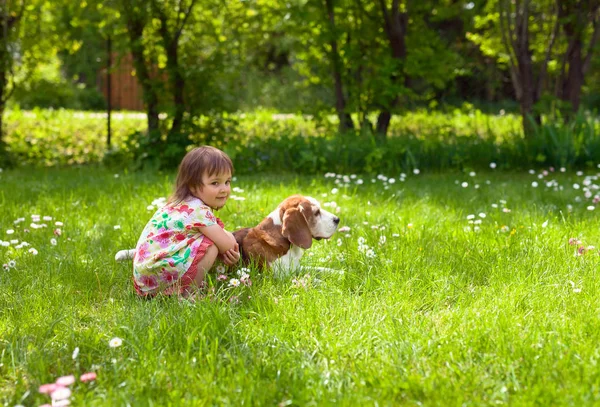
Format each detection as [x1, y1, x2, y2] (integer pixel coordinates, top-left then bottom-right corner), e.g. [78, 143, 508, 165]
[233, 195, 340, 274]
[115, 195, 340, 275]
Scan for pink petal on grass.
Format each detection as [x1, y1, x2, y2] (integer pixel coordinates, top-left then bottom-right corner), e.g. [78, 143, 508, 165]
[38, 383, 58, 394]
[56, 375, 75, 386]
[50, 386, 71, 401]
[80, 372, 97, 382]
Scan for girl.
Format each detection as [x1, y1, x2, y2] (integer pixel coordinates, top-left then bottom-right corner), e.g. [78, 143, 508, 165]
[132, 146, 239, 297]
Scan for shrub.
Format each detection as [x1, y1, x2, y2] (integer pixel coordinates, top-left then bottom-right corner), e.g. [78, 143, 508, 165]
[4, 108, 600, 173]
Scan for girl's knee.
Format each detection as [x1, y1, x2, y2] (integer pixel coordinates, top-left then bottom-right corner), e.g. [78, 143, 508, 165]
[206, 244, 219, 258]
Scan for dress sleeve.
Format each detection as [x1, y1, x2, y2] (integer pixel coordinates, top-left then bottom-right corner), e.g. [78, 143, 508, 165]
[189, 206, 218, 229]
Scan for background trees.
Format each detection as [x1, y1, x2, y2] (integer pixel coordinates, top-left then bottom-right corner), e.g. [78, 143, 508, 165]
[1, 0, 599, 165]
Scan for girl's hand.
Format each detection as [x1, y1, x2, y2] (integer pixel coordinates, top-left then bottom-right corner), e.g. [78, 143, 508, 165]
[220, 243, 240, 265]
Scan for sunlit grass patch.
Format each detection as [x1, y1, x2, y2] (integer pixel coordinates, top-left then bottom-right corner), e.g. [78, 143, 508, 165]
[1, 167, 600, 405]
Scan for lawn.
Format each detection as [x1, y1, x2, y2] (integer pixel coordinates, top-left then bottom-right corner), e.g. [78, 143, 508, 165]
[1, 167, 600, 406]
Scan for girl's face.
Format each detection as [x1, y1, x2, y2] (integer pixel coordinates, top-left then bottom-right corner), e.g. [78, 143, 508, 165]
[192, 171, 232, 210]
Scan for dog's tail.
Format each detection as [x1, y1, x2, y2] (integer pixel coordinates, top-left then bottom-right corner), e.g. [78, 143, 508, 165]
[115, 249, 136, 262]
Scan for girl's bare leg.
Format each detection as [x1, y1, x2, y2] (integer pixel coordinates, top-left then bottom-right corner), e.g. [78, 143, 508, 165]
[194, 244, 219, 287]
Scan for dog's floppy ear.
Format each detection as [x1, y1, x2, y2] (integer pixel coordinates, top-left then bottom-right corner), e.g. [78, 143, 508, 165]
[282, 208, 312, 249]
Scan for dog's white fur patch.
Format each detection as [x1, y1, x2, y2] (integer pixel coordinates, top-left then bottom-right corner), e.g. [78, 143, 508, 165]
[115, 249, 136, 262]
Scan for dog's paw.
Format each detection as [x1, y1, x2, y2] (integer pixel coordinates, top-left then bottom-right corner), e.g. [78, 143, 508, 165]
[115, 249, 136, 262]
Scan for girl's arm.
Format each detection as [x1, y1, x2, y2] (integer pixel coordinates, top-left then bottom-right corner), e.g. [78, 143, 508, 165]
[200, 224, 237, 254]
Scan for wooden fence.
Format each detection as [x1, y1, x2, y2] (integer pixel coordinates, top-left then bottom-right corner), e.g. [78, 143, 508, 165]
[98, 53, 145, 111]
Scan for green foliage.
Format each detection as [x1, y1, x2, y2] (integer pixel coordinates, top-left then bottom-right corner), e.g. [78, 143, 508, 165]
[4, 108, 600, 174]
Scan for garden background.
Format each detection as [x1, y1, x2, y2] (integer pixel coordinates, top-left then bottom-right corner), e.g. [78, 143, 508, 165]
[2, 0, 600, 405]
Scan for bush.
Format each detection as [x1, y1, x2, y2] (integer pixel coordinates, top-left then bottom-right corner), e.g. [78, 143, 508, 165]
[4, 108, 600, 173]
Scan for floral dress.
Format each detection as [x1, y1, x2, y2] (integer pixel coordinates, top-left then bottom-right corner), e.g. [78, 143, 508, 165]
[132, 196, 224, 296]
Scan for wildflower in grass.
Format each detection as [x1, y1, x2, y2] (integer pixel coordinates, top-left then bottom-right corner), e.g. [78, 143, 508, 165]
[502, 208, 511, 213]
[229, 295, 240, 304]
[469, 171, 476, 177]
[80, 372, 97, 382]
[7, 260, 15, 268]
[461, 182, 468, 188]
[569, 238, 581, 246]
[56, 375, 75, 386]
[6, 229, 14, 234]
[407, 223, 413, 228]
[38, 383, 58, 394]
[392, 233, 400, 237]
[379, 236, 386, 245]
[478, 213, 486, 218]
[358, 237, 366, 245]
[467, 214, 475, 220]
[365, 249, 376, 258]
[331, 188, 339, 194]
[490, 162, 497, 169]
[72, 347, 79, 360]
[51, 238, 57, 246]
[54, 228, 62, 236]
[531, 181, 538, 187]
[413, 169, 420, 174]
[55, 221, 63, 226]
[541, 220, 548, 228]
[109, 337, 123, 348]
[236, 267, 250, 277]
[587, 206, 595, 211]
[240, 273, 252, 286]
[10, 239, 18, 244]
[217, 274, 228, 281]
[337, 238, 342, 246]
[216, 265, 226, 274]
[50, 386, 71, 401]
[229, 278, 240, 287]
[28, 248, 38, 255]
[577, 245, 587, 256]
[114, 225, 121, 230]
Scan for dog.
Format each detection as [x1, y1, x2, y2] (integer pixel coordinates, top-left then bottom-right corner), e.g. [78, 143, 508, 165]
[115, 195, 340, 275]
[233, 195, 340, 274]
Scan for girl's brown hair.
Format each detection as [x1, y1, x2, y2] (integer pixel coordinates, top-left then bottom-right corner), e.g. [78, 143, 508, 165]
[170, 146, 234, 204]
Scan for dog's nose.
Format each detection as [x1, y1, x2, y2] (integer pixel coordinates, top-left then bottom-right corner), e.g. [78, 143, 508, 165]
[333, 217, 340, 224]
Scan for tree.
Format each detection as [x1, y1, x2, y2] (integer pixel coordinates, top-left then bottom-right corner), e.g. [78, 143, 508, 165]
[556, 0, 600, 116]
[150, 0, 198, 147]
[469, 0, 559, 135]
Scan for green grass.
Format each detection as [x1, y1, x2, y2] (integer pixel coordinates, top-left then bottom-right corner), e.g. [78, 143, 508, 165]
[2, 167, 600, 406]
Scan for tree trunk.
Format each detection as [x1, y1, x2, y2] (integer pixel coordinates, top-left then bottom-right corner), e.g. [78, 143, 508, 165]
[0, 52, 6, 145]
[123, 10, 160, 138]
[165, 43, 185, 141]
[562, 37, 584, 114]
[377, 0, 408, 141]
[556, 0, 597, 118]
[324, 0, 354, 133]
